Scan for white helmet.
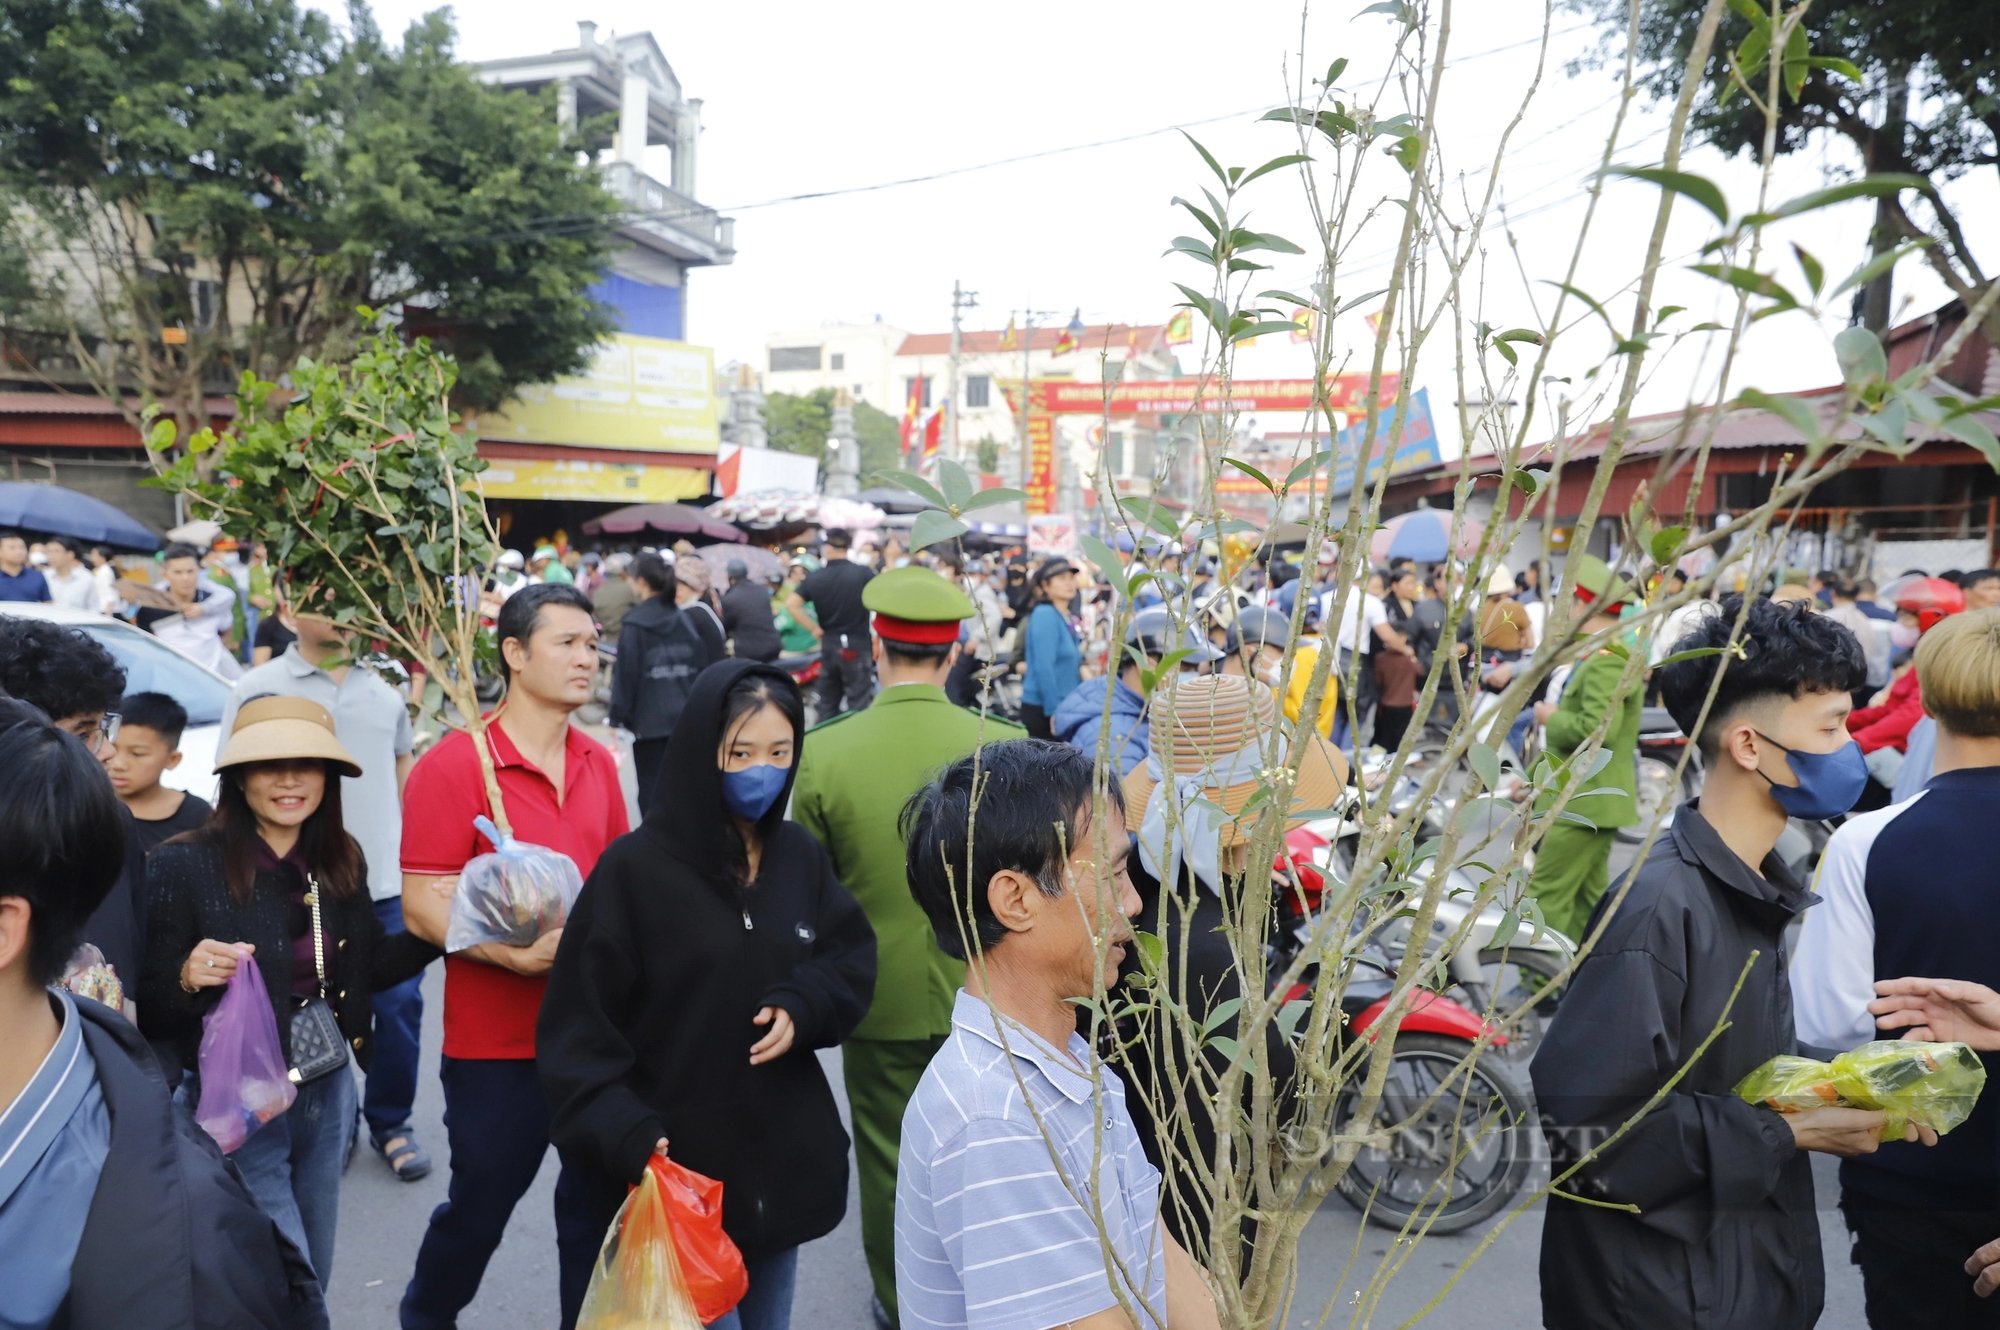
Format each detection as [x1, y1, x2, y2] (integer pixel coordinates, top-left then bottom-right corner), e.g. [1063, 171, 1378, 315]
[498, 549, 526, 571]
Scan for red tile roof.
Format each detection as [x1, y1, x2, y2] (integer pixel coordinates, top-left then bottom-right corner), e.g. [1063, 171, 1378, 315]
[1393, 384, 2000, 485]
[896, 323, 1167, 357]
[0, 390, 235, 417]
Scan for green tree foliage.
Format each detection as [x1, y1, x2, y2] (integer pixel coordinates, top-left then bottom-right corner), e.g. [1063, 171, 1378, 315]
[149, 319, 518, 823]
[764, 388, 903, 479]
[0, 0, 616, 439]
[1571, 0, 1997, 337]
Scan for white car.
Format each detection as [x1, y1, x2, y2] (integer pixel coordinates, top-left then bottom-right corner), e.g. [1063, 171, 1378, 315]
[0, 602, 226, 801]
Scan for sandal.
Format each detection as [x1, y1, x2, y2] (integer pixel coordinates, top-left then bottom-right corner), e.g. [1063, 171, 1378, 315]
[372, 1128, 434, 1182]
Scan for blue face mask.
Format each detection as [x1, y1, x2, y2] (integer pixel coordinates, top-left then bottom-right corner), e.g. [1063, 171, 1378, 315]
[722, 763, 788, 821]
[1754, 732, 1869, 821]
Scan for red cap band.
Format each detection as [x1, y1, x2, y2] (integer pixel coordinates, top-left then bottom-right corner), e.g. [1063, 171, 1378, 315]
[873, 613, 961, 645]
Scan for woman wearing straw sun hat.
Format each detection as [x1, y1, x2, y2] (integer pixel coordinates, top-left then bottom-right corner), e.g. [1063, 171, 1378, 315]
[1123, 674, 1348, 896]
[1116, 674, 1348, 1253]
[141, 695, 441, 1288]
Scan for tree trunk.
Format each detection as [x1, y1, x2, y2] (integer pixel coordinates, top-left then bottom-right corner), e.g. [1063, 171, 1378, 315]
[1860, 63, 1911, 333]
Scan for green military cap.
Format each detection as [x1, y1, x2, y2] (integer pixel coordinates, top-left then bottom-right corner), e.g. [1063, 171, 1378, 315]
[1569, 553, 1636, 611]
[862, 566, 976, 644]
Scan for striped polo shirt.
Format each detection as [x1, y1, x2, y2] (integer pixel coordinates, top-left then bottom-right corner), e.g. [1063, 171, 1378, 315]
[896, 989, 1168, 1330]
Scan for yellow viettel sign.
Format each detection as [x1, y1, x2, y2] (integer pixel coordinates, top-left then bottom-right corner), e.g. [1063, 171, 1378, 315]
[477, 458, 710, 503]
[477, 334, 718, 453]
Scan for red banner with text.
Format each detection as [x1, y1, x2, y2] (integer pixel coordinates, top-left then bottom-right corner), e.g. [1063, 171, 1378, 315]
[1026, 414, 1056, 515]
[1029, 375, 1398, 417]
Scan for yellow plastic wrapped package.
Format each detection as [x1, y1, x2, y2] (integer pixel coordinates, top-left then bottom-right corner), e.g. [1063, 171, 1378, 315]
[576, 1160, 704, 1330]
[1734, 1041, 1987, 1141]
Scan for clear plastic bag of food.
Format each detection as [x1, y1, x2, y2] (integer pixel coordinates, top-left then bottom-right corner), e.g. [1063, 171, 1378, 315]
[445, 814, 583, 952]
[1735, 1040, 1987, 1140]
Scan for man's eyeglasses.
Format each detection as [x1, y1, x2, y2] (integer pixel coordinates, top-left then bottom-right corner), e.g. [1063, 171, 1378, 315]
[64, 712, 121, 752]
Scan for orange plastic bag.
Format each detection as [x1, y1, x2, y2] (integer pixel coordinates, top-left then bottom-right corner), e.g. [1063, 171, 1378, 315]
[653, 1156, 749, 1324]
[576, 1156, 748, 1330]
[576, 1161, 701, 1330]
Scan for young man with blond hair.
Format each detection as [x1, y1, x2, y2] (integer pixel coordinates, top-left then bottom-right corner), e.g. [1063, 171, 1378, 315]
[1794, 608, 2000, 1326]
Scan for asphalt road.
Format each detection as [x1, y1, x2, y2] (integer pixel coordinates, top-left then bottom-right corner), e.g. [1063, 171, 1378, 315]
[327, 736, 1874, 1329]
[327, 997, 1872, 1329]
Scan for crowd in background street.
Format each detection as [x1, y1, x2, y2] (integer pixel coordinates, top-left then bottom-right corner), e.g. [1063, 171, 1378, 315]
[12, 502, 2000, 1330]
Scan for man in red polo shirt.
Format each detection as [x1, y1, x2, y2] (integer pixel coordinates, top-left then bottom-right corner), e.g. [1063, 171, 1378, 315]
[397, 583, 630, 1330]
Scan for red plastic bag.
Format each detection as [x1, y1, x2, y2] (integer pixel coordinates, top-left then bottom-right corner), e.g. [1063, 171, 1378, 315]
[577, 1156, 747, 1329]
[194, 956, 296, 1154]
[653, 1156, 749, 1323]
[577, 1159, 702, 1330]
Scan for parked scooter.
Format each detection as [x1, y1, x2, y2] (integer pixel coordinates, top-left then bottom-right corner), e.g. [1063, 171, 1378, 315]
[1289, 755, 1574, 1061]
[1265, 878, 1536, 1234]
[1620, 705, 1704, 844]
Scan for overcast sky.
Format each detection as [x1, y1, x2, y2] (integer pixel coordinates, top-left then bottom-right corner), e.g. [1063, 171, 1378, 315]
[326, 0, 1994, 452]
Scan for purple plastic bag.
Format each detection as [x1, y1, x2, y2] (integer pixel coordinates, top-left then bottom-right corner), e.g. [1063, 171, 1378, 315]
[195, 956, 297, 1154]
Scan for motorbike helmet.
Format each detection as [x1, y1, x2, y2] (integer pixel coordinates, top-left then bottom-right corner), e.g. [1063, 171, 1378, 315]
[1224, 605, 1293, 656]
[1124, 607, 1225, 668]
[497, 549, 526, 571]
[1894, 576, 1965, 635]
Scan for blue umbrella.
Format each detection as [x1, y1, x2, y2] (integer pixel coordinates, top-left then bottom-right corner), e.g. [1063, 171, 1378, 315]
[1372, 507, 1483, 565]
[0, 482, 162, 550]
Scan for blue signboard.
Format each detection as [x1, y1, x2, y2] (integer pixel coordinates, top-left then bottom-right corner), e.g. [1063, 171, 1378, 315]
[1329, 388, 1439, 496]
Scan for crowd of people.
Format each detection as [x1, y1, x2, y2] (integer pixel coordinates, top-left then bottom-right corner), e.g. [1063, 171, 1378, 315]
[11, 507, 2000, 1330]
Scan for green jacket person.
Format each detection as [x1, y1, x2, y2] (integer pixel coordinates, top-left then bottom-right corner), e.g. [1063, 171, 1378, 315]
[1527, 555, 1643, 943]
[787, 566, 1024, 1329]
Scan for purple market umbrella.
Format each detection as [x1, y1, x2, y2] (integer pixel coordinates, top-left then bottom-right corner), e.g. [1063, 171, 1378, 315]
[583, 502, 745, 544]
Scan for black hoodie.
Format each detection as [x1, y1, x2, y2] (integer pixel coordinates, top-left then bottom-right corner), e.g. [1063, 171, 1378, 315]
[538, 658, 877, 1258]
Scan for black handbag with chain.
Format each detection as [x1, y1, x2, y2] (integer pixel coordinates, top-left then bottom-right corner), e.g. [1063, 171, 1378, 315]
[287, 874, 349, 1085]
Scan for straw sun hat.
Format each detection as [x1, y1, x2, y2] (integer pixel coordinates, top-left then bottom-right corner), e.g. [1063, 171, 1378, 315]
[1122, 674, 1346, 848]
[214, 695, 362, 778]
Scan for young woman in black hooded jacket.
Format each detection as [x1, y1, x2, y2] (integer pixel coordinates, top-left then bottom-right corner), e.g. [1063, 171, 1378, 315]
[539, 658, 876, 1330]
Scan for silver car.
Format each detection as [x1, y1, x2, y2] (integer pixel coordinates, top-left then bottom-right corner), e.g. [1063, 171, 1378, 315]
[0, 602, 226, 800]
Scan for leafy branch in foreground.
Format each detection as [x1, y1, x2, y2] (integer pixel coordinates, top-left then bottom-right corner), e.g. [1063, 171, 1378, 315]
[147, 318, 516, 829]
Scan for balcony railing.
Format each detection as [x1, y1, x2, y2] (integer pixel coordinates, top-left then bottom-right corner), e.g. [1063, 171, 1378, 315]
[600, 161, 735, 264]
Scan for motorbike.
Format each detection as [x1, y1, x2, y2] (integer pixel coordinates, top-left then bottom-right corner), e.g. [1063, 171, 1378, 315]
[774, 652, 823, 722]
[1290, 754, 1574, 1062]
[970, 660, 1024, 723]
[1620, 705, 1704, 844]
[1265, 869, 1537, 1235]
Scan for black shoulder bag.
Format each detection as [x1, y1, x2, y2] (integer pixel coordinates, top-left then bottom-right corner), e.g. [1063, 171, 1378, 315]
[287, 875, 350, 1084]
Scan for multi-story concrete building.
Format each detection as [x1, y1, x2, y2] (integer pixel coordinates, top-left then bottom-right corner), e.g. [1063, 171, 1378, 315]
[468, 24, 735, 529]
[0, 22, 733, 536]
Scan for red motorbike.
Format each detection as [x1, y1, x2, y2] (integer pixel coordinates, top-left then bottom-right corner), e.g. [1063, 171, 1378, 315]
[1269, 832, 1535, 1234]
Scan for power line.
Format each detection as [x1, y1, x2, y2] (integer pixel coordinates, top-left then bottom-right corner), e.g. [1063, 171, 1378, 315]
[10, 22, 1620, 269]
[412, 21, 1613, 249]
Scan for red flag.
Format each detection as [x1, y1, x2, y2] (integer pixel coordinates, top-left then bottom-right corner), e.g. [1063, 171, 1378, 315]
[899, 377, 923, 452]
[1053, 309, 1083, 356]
[922, 405, 944, 460]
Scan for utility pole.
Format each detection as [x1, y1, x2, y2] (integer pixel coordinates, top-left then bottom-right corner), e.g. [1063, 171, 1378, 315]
[947, 280, 978, 465]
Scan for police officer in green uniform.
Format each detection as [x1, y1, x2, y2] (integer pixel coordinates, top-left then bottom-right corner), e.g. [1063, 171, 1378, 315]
[789, 566, 1025, 1330]
[1527, 554, 1643, 942]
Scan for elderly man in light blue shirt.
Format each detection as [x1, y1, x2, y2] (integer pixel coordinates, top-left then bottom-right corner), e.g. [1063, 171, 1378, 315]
[895, 740, 1219, 1330]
